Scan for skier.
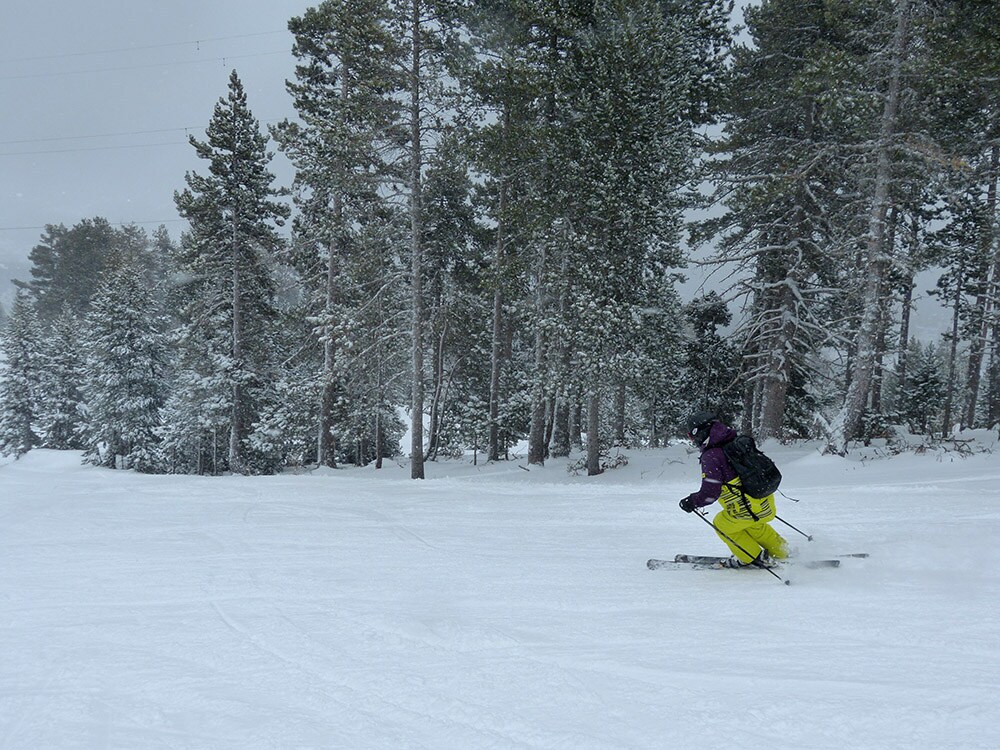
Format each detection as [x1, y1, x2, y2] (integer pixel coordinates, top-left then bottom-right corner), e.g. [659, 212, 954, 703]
[678, 411, 789, 568]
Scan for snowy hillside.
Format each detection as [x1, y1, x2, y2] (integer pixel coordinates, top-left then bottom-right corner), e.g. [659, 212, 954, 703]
[2, 442, 998, 749]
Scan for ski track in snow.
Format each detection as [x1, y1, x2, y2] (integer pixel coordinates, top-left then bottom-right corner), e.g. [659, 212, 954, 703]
[1, 445, 998, 749]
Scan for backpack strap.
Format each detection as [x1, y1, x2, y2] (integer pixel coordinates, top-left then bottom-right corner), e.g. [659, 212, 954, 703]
[723, 480, 761, 522]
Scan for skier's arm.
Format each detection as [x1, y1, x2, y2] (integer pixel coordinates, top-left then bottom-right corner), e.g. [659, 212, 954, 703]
[682, 450, 725, 509]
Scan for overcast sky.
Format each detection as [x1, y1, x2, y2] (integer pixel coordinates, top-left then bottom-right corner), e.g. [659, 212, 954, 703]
[0, 0, 313, 302]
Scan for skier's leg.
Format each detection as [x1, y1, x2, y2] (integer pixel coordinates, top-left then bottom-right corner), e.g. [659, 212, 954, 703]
[712, 510, 760, 563]
[747, 521, 789, 559]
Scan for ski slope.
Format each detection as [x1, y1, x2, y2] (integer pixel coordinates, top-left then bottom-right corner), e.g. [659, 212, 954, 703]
[1, 441, 998, 749]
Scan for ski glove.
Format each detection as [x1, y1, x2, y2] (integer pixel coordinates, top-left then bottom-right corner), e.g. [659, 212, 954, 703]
[679, 496, 696, 513]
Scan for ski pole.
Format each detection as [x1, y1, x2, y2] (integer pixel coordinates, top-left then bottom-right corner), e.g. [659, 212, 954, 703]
[775, 515, 813, 541]
[693, 511, 787, 584]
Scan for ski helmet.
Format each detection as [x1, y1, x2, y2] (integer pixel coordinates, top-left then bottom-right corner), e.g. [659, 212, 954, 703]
[686, 411, 717, 446]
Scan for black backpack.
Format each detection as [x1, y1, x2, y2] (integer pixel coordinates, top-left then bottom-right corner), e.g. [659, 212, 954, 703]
[721, 435, 782, 499]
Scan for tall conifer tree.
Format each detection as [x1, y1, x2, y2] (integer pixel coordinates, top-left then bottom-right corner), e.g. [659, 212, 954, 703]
[37, 307, 86, 450]
[173, 70, 289, 473]
[82, 266, 168, 471]
[0, 292, 43, 457]
[274, 0, 401, 469]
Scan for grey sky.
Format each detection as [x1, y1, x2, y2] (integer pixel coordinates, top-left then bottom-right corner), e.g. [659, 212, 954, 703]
[0, 0, 309, 303]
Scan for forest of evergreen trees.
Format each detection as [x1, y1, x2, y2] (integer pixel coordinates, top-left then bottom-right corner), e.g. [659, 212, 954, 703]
[1, 0, 999, 476]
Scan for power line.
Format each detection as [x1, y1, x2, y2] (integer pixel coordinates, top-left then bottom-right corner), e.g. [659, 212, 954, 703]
[0, 141, 187, 157]
[0, 126, 203, 146]
[0, 118, 285, 147]
[0, 219, 187, 232]
[0, 30, 287, 64]
[0, 50, 289, 82]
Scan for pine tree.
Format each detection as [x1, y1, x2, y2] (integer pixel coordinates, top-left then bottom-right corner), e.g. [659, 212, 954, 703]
[460, 0, 548, 462]
[899, 339, 945, 436]
[680, 292, 741, 420]
[697, 0, 875, 441]
[542, 0, 706, 473]
[926, 187, 993, 433]
[334, 202, 411, 467]
[630, 280, 687, 446]
[37, 306, 86, 450]
[173, 70, 289, 474]
[919, 0, 1000, 429]
[833, 0, 944, 451]
[82, 266, 168, 471]
[16, 218, 118, 321]
[0, 292, 43, 457]
[421, 133, 485, 461]
[274, 0, 402, 469]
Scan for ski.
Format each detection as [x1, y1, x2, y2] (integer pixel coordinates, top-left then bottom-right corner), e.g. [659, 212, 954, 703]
[646, 554, 842, 571]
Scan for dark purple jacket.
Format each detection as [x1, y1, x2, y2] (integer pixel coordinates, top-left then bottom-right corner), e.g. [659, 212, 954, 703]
[687, 421, 739, 509]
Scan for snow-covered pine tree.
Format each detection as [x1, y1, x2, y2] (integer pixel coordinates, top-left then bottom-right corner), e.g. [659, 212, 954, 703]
[420, 133, 487, 462]
[273, 0, 402, 469]
[544, 0, 704, 474]
[679, 292, 741, 421]
[15, 218, 118, 321]
[37, 306, 86, 450]
[927, 188, 993, 433]
[0, 292, 43, 457]
[459, 0, 549, 462]
[513, 1, 597, 468]
[629, 278, 686, 447]
[485, 0, 729, 469]
[334, 201, 410, 467]
[832, 0, 939, 452]
[81, 265, 168, 471]
[696, 0, 872, 441]
[919, 0, 1000, 429]
[246, 370, 324, 469]
[898, 338, 945, 436]
[173, 70, 289, 474]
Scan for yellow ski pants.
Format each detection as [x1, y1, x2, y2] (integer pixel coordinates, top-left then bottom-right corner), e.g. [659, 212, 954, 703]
[713, 497, 789, 564]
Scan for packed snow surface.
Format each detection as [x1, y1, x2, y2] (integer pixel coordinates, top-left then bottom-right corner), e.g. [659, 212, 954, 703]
[2, 441, 998, 749]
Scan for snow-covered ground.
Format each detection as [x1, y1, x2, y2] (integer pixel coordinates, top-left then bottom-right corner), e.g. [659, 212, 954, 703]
[2, 440, 998, 749]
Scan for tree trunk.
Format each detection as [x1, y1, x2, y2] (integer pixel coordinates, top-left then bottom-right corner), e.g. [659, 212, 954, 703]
[871, 207, 898, 418]
[550, 395, 571, 457]
[571, 397, 583, 450]
[488, 168, 508, 462]
[544, 393, 556, 450]
[832, 0, 910, 452]
[528, 242, 549, 466]
[318, 54, 350, 470]
[757, 279, 795, 441]
[897, 215, 919, 395]
[230, 248, 244, 472]
[375, 288, 385, 470]
[586, 390, 602, 476]
[612, 382, 626, 446]
[426, 317, 446, 461]
[409, 0, 425, 479]
[375, 410, 384, 470]
[988, 339, 1000, 429]
[964, 141, 1000, 426]
[942, 252, 966, 435]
